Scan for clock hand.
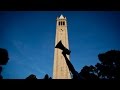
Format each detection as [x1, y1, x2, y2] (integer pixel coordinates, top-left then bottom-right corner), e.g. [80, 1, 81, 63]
[61, 29, 63, 31]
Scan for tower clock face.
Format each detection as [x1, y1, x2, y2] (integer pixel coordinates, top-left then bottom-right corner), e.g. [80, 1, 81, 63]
[58, 29, 63, 32]
[61, 29, 63, 31]
[59, 29, 63, 37]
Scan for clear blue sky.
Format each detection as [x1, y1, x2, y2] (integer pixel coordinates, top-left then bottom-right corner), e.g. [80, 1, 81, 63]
[0, 11, 120, 79]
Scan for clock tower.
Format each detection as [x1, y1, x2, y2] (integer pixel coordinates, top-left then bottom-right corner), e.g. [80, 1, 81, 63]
[53, 14, 71, 79]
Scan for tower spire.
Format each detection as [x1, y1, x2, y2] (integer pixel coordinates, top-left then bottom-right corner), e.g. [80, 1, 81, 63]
[59, 14, 64, 19]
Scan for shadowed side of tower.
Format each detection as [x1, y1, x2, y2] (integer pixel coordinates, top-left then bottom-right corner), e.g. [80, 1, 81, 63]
[53, 14, 71, 79]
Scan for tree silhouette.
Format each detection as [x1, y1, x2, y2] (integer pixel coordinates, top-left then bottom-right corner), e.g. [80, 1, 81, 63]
[25, 74, 52, 79]
[97, 50, 120, 79]
[79, 50, 120, 80]
[43, 74, 52, 79]
[79, 65, 99, 80]
[26, 74, 37, 79]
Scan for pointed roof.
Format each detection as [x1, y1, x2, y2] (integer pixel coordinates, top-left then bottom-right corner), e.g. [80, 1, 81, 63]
[59, 14, 64, 19]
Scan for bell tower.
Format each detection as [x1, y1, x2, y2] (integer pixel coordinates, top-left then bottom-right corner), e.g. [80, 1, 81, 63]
[53, 14, 71, 79]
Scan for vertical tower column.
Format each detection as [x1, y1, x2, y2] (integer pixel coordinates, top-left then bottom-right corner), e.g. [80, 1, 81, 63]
[53, 14, 71, 79]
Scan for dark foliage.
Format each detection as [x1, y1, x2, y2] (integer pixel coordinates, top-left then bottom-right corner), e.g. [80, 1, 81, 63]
[26, 74, 37, 79]
[43, 74, 52, 79]
[80, 50, 120, 80]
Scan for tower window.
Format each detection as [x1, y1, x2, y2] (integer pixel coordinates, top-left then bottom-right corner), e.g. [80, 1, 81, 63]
[63, 22, 65, 25]
[61, 22, 62, 25]
[59, 22, 60, 25]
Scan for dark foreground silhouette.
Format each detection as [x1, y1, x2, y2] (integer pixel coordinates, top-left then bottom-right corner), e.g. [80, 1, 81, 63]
[26, 74, 52, 79]
[62, 51, 85, 80]
[0, 48, 9, 79]
[1, 47, 120, 80]
[25, 49, 120, 80]
[26, 74, 37, 79]
[79, 50, 120, 80]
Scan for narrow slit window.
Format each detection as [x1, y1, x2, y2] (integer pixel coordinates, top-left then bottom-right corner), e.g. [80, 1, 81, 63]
[61, 22, 62, 25]
[59, 22, 60, 25]
[63, 22, 65, 25]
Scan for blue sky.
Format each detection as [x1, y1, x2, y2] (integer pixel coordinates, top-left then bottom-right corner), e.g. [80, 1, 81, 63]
[0, 11, 120, 79]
